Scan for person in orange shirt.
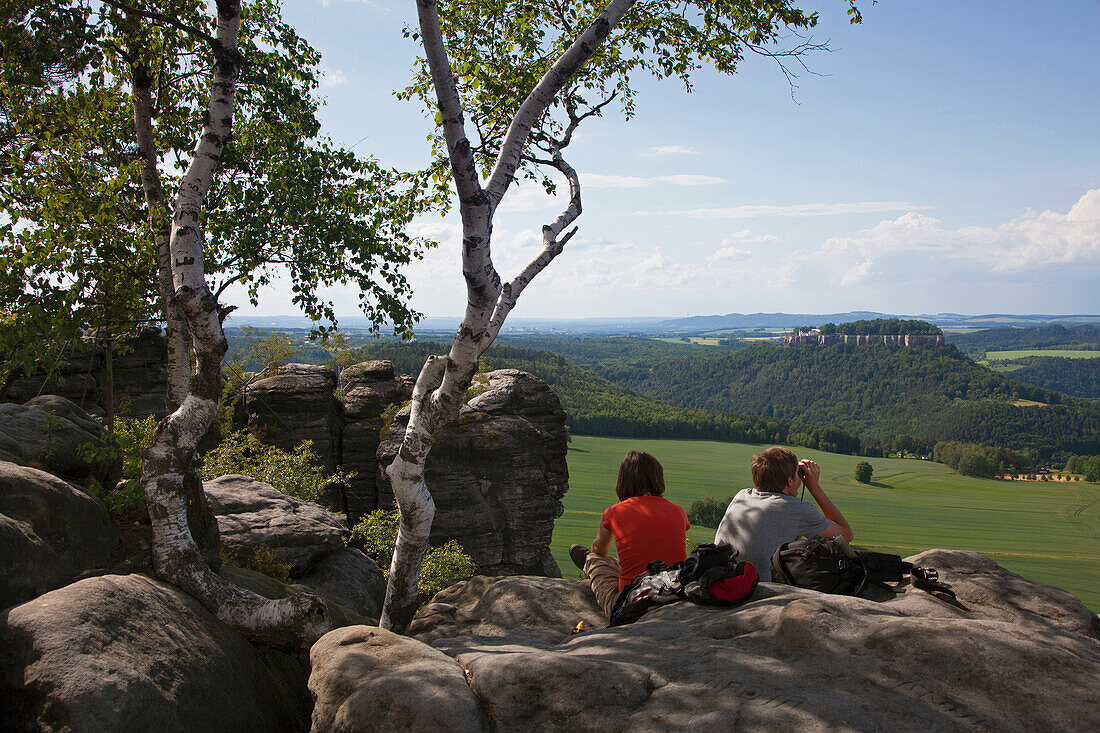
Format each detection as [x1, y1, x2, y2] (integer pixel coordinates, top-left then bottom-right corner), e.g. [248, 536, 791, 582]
[569, 450, 690, 618]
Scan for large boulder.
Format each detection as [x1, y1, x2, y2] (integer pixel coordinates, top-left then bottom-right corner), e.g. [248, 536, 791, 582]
[0, 462, 120, 610]
[0, 574, 310, 733]
[0, 397, 121, 489]
[205, 475, 386, 619]
[338, 361, 402, 520]
[204, 474, 348, 577]
[376, 370, 569, 578]
[308, 626, 486, 733]
[312, 551, 1100, 733]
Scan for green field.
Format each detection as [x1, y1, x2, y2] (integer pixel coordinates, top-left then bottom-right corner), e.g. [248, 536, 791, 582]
[552, 436, 1100, 611]
[986, 349, 1100, 360]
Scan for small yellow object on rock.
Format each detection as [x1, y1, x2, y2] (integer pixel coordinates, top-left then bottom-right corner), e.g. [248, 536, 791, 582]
[571, 620, 586, 634]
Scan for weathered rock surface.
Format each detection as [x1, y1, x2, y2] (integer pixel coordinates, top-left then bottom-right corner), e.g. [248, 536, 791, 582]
[376, 370, 568, 578]
[309, 626, 486, 733]
[205, 475, 386, 619]
[1, 326, 168, 419]
[204, 474, 348, 577]
[312, 551, 1100, 733]
[0, 574, 310, 733]
[338, 361, 401, 518]
[240, 364, 341, 482]
[0, 461, 120, 610]
[0, 397, 121, 489]
[295, 547, 387, 622]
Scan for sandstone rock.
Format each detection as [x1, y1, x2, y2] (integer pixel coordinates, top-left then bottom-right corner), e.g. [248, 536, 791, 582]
[204, 474, 348, 577]
[0, 462, 120, 609]
[338, 361, 401, 519]
[906, 549, 1100, 639]
[0, 398, 121, 489]
[296, 547, 386, 622]
[1, 327, 169, 419]
[308, 625, 486, 733]
[376, 370, 568, 577]
[392, 555, 1100, 733]
[0, 574, 310, 732]
[241, 364, 342, 505]
[410, 575, 606, 644]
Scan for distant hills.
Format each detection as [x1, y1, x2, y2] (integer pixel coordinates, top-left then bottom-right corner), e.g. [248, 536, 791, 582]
[226, 312, 1099, 337]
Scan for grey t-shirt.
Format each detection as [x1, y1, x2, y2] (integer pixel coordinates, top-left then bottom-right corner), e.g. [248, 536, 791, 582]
[714, 489, 830, 582]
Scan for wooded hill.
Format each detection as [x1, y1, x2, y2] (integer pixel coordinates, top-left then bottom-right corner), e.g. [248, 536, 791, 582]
[948, 324, 1100, 358]
[497, 337, 1100, 459]
[336, 340, 860, 455]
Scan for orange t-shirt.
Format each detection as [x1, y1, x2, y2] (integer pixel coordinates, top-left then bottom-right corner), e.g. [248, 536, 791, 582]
[601, 495, 690, 591]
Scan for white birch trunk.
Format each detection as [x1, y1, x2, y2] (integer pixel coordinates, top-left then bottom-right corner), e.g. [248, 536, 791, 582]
[379, 0, 636, 633]
[131, 62, 220, 564]
[138, 0, 331, 651]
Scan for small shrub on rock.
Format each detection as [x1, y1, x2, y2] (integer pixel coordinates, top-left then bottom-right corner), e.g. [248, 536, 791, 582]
[200, 430, 353, 507]
[83, 415, 158, 524]
[350, 509, 476, 601]
[247, 545, 292, 583]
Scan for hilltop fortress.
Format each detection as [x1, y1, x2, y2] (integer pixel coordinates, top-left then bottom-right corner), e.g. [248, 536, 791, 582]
[784, 331, 945, 347]
[783, 319, 945, 347]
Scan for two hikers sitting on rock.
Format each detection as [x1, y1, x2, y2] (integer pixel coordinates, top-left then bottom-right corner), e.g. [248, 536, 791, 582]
[571, 446, 854, 616]
[715, 446, 853, 582]
[570, 450, 690, 618]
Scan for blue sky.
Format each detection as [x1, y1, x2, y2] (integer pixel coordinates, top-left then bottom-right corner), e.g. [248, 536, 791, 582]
[228, 0, 1100, 322]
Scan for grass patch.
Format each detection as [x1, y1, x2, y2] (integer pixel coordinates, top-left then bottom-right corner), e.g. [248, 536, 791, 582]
[553, 436, 1100, 612]
[1011, 399, 1048, 407]
[986, 349, 1100, 360]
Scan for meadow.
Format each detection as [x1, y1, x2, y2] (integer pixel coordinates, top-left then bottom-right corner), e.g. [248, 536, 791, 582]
[552, 436, 1100, 611]
[985, 349, 1100, 360]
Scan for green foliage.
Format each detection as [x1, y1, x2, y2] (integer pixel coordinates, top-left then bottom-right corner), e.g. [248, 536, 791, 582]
[994, 357, 1100, 400]
[81, 415, 158, 524]
[933, 441, 1034, 479]
[1, 0, 437, 377]
[200, 431, 351, 507]
[350, 509, 476, 599]
[247, 545, 292, 584]
[854, 461, 873, 484]
[1066, 455, 1100, 483]
[229, 326, 302, 376]
[687, 496, 731, 528]
[811, 319, 942, 336]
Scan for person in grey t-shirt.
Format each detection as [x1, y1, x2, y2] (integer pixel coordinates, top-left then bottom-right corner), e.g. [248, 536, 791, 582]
[714, 446, 854, 582]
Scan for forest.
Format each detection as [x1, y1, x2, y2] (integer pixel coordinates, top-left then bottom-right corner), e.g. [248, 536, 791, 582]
[949, 324, 1100, 358]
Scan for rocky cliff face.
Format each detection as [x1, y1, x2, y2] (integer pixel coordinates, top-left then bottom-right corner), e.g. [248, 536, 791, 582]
[237, 365, 569, 578]
[376, 370, 569, 578]
[1, 327, 169, 419]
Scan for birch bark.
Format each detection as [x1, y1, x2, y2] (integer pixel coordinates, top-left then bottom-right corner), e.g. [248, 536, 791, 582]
[380, 0, 637, 633]
[137, 0, 330, 650]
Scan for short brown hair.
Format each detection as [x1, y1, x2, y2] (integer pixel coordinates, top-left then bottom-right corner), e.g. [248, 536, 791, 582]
[616, 450, 666, 500]
[751, 447, 798, 493]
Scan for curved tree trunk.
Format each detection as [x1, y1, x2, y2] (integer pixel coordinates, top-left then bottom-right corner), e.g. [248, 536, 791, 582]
[136, 0, 331, 651]
[379, 0, 630, 633]
[131, 57, 220, 567]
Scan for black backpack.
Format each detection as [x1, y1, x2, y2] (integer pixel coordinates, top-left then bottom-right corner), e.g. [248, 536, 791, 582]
[770, 537, 960, 605]
[609, 543, 759, 626]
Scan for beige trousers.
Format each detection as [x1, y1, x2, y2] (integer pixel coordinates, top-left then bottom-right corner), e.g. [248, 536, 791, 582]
[582, 552, 622, 619]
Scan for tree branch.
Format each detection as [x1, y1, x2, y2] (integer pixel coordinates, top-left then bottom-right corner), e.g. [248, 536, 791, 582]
[101, 0, 218, 47]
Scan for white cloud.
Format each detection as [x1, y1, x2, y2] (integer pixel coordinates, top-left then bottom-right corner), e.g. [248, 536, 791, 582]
[496, 185, 568, 213]
[584, 173, 726, 189]
[797, 188, 1100, 285]
[640, 145, 700, 156]
[721, 229, 781, 245]
[709, 247, 754, 262]
[651, 201, 933, 219]
[321, 69, 348, 87]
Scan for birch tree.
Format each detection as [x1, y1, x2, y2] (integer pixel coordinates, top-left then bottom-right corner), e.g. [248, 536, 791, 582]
[381, 0, 862, 631]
